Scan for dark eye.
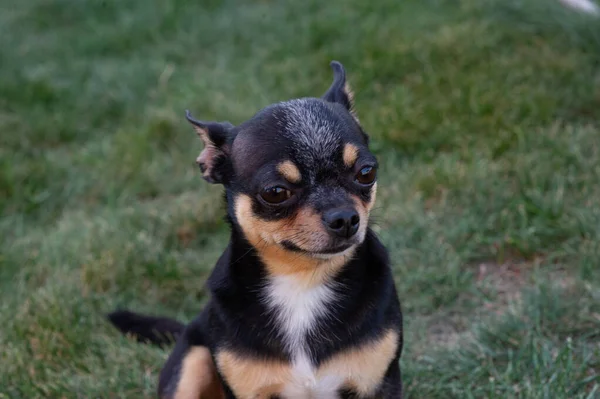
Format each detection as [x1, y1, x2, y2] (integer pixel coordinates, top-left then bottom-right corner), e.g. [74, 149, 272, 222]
[356, 166, 377, 185]
[260, 186, 292, 204]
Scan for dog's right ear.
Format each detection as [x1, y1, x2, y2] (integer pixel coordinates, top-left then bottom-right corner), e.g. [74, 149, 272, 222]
[322, 61, 354, 113]
[186, 110, 234, 184]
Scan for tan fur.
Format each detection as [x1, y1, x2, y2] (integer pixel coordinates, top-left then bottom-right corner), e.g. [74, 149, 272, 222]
[277, 161, 302, 184]
[234, 182, 378, 284]
[354, 182, 377, 218]
[349, 186, 376, 257]
[256, 242, 353, 287]
[216, 191, 388, 398]
[234, 194, 353, 284]
[216, 329, 398, 398]
[343, 82, 359, 121]
[193, 125, 225, 182]
[318, 329, 399, 396]
[369, 182, 378, 212]
[344, 82, 355, 106]
[173, 346, 225, 399]
[343, 143, 359, 168]
[216, 351, 291, 399]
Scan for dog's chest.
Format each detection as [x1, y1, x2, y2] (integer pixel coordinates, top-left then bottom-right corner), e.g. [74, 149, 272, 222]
[216, 276, 398, 398]
[265, 275, 344, 395]
[266, 275, 337, 351]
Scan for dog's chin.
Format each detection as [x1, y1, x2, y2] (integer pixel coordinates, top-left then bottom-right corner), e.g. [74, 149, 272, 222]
[280, 240, 358, 259]
[310, 245, 356, 260]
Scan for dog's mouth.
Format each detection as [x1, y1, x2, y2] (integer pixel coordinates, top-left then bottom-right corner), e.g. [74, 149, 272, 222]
[280, 240, 354, 256]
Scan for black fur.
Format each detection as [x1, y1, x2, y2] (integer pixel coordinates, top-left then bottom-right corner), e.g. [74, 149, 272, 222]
[107, 310, 184, 347]
[322, 61, 353, 113]
[107, 61, 403, 399]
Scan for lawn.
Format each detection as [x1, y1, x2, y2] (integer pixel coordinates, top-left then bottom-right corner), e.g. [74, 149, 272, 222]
[1, 0, 599, 397]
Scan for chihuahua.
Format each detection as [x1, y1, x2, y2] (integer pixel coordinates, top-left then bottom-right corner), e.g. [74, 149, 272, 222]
[108, 61, 403, 399]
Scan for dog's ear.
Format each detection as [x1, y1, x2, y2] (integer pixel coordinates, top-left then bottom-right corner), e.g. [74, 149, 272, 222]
[322, 61, 355, 114]
[186, 110, 234, 184]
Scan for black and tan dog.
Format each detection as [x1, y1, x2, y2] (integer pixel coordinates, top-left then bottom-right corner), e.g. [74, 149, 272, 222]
[108, 61, 403, 399]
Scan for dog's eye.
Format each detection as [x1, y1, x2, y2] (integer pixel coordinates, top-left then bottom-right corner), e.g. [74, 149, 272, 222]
[356, 166, 377, 185]
[260, 186, 292, 204]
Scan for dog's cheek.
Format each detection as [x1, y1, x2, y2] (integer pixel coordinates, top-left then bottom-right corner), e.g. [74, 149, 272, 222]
[367, 182, 377, 213]
[234, 194, 293, 245]
[352, 185, 376, 238]
[234, 195, 332, 252]
[235, 194, 270, 244]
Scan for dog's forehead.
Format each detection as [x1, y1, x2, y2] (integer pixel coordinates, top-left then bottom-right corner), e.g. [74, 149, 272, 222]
[278, 98, 346, 162]
[232, 98, 363, 177]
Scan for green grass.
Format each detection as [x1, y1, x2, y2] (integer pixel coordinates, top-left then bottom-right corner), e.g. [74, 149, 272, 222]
[1, 0, 600, 397]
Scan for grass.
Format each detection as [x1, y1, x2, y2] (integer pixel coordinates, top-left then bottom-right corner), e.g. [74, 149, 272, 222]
[1, 0, 599, 397]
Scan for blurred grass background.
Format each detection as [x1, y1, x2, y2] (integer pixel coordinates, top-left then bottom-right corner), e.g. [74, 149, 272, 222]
[1, 0, 600, 397]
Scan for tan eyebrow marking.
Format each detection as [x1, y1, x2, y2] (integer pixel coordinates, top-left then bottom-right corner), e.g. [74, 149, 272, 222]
[343, 143, 359, 168]
[277, 160, 302, 183]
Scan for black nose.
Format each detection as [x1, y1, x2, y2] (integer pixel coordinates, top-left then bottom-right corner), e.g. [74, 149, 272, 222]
[323, 208, 360, 239]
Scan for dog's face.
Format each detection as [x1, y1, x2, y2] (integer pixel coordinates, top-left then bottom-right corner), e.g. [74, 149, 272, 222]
[187, 62, 377, 270]
[230, 97, 377, 258]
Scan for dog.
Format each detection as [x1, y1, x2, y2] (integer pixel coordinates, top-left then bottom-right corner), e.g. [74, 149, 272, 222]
[108, 61, 403, 399]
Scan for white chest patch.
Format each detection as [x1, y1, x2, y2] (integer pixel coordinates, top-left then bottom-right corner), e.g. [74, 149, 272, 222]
[265, 275, 344, 397]
[266, 275, 337, 350]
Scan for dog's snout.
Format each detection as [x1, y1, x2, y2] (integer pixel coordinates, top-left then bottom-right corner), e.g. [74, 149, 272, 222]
[323, 208, 360, 239]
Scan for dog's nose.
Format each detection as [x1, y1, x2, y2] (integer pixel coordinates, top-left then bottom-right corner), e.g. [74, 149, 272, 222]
[323, 208, 360, 238]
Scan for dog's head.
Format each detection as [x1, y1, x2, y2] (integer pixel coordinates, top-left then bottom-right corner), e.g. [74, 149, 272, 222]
[187, 62, 377, 273]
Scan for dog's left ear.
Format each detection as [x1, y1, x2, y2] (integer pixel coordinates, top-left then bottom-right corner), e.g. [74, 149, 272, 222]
[322, 61, 355, 115]
[186, 110, 234, 184]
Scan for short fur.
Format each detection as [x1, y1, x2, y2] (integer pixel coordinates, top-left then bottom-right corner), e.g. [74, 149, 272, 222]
[108, 61, 403, 399]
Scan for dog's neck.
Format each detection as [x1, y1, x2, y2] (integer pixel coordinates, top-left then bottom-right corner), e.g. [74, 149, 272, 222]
[208, 224, 377, 299]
